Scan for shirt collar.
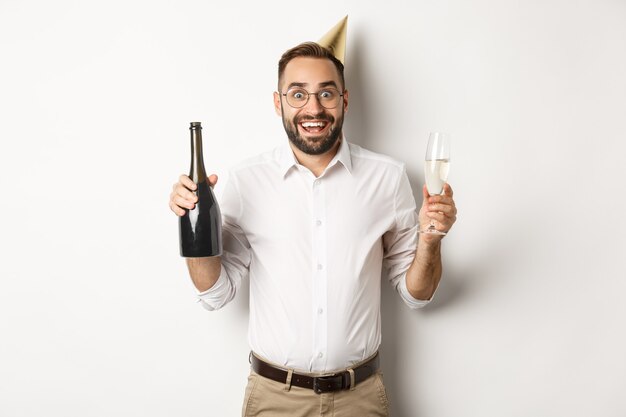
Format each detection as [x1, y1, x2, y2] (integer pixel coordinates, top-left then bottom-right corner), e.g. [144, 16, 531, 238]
[278, 143, 299, 177]
[328, 137, 353, 174]
[278, 138, 353, 178]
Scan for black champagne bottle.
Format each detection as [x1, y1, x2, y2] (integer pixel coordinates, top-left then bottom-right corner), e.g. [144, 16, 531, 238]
[179, 122, 222, 257]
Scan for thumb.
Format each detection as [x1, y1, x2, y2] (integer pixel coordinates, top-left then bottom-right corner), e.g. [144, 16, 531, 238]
[208, 174, 218, 187]
[421, 184, 429, 204]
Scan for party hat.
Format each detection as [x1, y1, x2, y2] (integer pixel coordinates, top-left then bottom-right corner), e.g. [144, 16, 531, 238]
[317, 15, 348, 64]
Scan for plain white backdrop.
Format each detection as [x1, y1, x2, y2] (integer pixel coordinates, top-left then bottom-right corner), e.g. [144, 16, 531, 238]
[1, 1, 625, 416]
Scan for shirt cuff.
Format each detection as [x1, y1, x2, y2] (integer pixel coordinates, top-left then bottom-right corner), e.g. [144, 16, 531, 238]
[398, 274, 433, 309]
[196, 267, 231, 311]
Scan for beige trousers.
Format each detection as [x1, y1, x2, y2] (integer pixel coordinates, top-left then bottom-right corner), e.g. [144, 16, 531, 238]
[241, 369, 390, 417]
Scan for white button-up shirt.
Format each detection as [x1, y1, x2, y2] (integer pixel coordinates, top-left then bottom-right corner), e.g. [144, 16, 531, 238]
[198, 139, 430, 373]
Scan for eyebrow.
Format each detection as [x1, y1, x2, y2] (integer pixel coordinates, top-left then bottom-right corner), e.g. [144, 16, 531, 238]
[319, 81, 339, 89]
[286, 80, 339, 90]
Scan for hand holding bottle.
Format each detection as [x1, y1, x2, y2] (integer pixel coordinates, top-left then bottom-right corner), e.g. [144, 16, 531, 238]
[169, 174, 218, 217]
[173, 121, 223, 258]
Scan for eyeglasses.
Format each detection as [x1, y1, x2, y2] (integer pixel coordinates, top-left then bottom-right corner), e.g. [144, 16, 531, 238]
[281, 87, 344, 109]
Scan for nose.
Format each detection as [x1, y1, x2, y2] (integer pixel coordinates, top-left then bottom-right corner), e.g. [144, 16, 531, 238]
[304, 93, 324, 112]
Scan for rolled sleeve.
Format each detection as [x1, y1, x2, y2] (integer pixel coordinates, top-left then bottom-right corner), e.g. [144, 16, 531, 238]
[397, 272, 433, 309]
[197, 267, 233, 311]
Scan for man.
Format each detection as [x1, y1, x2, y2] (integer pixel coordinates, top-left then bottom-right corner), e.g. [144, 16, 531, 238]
[169, 31, 457, 417]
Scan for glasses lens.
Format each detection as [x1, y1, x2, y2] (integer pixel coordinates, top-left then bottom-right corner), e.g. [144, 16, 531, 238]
[286, 88, 308, 108]
[318, 88, 340, 109]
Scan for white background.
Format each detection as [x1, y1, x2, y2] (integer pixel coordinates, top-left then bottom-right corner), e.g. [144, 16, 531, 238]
[1, 1, 625, 416]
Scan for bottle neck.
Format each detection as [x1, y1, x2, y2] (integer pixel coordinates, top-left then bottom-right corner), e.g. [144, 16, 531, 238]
[189, 127, 207, 183]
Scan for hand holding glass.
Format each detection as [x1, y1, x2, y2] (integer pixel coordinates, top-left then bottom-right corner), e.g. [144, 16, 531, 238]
[420, 132, 451, 235]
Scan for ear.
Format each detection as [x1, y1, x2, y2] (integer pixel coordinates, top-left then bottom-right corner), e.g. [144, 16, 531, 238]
[273, 91, 282, 116]
[342, 89, 349, 113]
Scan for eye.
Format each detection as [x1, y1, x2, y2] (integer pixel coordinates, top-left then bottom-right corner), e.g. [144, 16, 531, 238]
[290, 90, 306, 100]
[319, 90, 334, 99]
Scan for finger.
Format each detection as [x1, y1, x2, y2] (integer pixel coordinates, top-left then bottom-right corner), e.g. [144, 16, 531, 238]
[426, 211, 448, 223]
[443, 183, 453, 197]
[428, 194, 455, 206]
[169, 201, 187, 217]
[170, 189, 194, 206]
[207, 174, 217, 188]
[173, 194, 196, 210]
[179, 174, 197, 191]
[174, 184, 198, 202]
[427, 196, 457, 211]
[428, 203, 457, 216]
[422, 184, 430, 201]
[427, 208, 457, 222]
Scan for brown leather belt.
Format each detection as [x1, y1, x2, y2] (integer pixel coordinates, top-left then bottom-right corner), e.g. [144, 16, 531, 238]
[249, 352, 380, 394]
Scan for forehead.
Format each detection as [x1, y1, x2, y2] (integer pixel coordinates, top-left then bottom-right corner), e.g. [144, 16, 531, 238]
[280, 57, 341, 88]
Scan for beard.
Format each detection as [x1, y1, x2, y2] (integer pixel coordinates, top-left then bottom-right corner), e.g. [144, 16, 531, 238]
[281, 109, 344, 156]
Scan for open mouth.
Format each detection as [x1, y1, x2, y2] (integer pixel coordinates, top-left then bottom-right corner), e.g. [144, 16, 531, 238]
[299, 120, 330, 134]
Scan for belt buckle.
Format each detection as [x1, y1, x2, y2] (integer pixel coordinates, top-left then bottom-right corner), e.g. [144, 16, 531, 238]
[313, 374, 344, 394]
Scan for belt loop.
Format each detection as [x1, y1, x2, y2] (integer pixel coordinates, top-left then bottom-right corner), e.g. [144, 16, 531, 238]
[348, 368, 356, 391]
[284, 369, 294, 392]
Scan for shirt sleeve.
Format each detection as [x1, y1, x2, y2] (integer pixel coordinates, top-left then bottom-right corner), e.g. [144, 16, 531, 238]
[197, 172, 251, 311]
[382, 166, 433, 309]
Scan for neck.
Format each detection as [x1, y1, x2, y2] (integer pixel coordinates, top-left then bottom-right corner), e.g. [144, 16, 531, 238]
[289, 136, 342, 178]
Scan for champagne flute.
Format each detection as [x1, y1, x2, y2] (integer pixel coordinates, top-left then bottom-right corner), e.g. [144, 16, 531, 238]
[420, 132, 451, 235]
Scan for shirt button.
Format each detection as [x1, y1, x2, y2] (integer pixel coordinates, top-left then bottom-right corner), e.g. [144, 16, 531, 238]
[317, 264, 323, 270]
[316, 220, 322, 226]
[318, 352, 324, 358]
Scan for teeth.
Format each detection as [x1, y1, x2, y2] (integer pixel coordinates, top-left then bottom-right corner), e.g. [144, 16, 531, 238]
[302, 122, 326, 128]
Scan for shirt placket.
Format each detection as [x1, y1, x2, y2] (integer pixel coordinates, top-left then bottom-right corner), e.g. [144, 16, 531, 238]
[311, 177, 328, 371]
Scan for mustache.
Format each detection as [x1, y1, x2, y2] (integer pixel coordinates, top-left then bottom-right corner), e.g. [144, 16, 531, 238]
[295, 114, 334, 124]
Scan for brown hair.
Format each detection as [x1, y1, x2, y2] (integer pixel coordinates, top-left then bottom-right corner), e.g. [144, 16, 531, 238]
[277, 42, 345, 90]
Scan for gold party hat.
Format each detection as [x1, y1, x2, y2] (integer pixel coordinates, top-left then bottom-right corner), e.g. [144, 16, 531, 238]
[317, 15, 348, 64]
